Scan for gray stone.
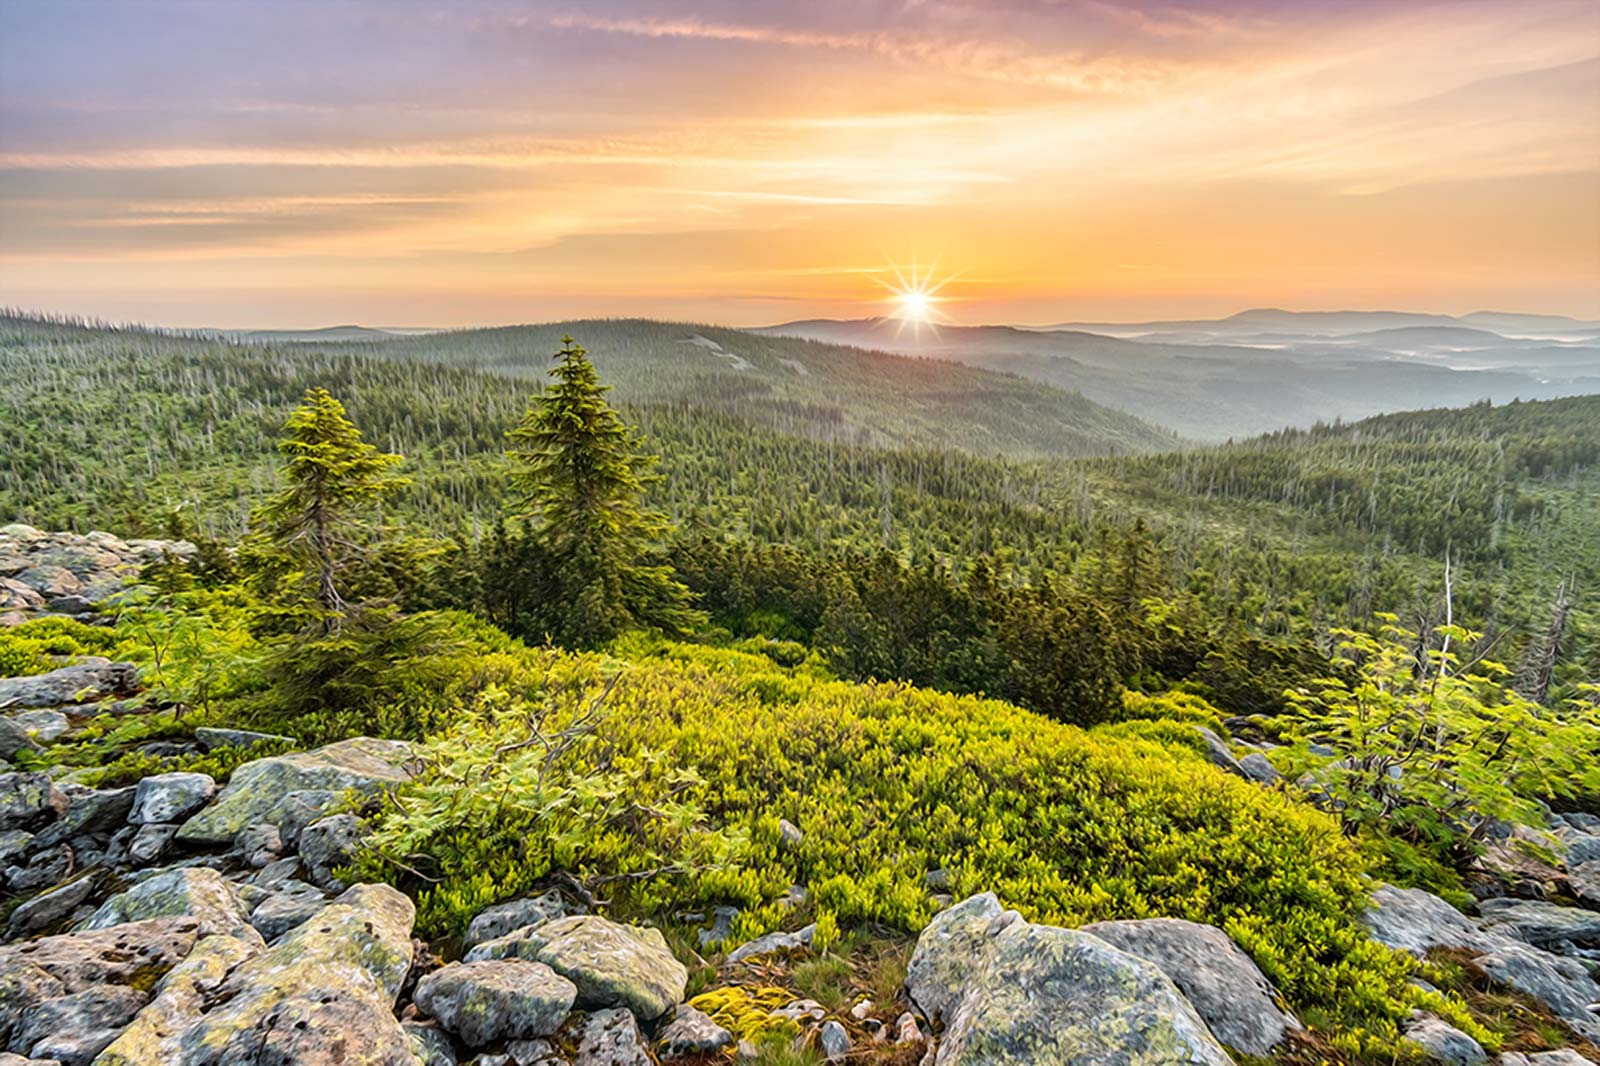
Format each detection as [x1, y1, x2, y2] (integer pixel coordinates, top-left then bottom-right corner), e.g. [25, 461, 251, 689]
[0, 660, 137, 711]
[725, 923, 817, 964]
[507, 1037, 567, 1065]
[413, 959, 577, 1047]
[6, 875, 99, 938]
[128, 772, 215, 825]
[0, 774, 67, 832]
[465, 889, 566, 949]
[574, 1007, 651, 1066]
[95, 883, 417, 1065]
[0, 719, 39, 762]
[30, 787, 134, 851]
[175, 737, 412, 844]
[1477, 898, 1600, 951]
[1082, 917, 1300, 1055]
[778, 819, 804, 848]
[656, 1003, 733, 1058]
[818, 1020, 851, 1061]
[9, 985, 147, 1066]
[233, 822, 282, 868]
[1571, 860, 1600, 906]
[695, 905, 737, 949]
[1564, 833, 1600, 867]
[5, 843, 73, 894]
[1472, 940, 1600, 1039]
[1237, 752, 1281, 785]
[191, 726, 296, 752]
[1361, 885, 1492, 956]
[79, 866, 257, 942]
[1403, 1012, 1487, 1066]
[5, 712, 68, 745]
[0, 830, 31, 866]
[0, 916, 199, 994]
[125, 824, 177, 867]
[1194, 727, 1245, 777]
[906, 893, 1024, 1024]
[275, 788, 339, 847]
[296, 812, 364, 890]
[486, 914, 687, 1021]
[405, 1020, 459, 1066]
[248, 882, 327, 942]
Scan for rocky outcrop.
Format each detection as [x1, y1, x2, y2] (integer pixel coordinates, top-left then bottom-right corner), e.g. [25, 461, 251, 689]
[465, 889, 566, 948]
[0, 660, 139, 712]
[1082, 917, 1300, 1056]
[907, 893, 1233, 1066]
[128, 774, 214, 826]
[78, 867, 257, 942]
[175, 736, 412, 844]
[413, 959, 577, 1047]
[0, 526, 194, 625]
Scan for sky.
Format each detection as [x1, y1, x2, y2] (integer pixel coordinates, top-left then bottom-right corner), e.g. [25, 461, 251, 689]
[2, 0, 1599, 328]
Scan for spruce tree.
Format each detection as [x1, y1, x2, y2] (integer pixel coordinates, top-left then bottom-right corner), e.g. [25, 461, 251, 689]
[507, 337, 700, 646]
[257, 388, 406, 628]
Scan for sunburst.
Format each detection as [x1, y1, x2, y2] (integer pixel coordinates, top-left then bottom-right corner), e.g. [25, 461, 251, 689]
[873, 259, 955, 340]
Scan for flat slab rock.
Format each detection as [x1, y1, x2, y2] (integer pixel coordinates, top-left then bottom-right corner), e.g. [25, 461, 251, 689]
[175, 736, 413, 844]
[413, 958, 577, 1047]
[0, 659, 140, 711]
[908, 893, 1232, 1066]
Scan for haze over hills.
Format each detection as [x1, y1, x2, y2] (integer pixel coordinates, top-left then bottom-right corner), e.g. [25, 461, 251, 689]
[760, 311, 1600, 440]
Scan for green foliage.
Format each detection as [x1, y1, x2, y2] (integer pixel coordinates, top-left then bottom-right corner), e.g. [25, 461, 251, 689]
[502, 337, 701, 646]
[86, 737, 298, 789]
[1284, 617, 1600, 865]
[0, 617, 117, 677]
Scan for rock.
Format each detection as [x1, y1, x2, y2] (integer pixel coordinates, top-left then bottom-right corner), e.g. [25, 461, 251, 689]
[13, 567, 80, 600]
[128, 773, 215, 825]
[894, 1012, 923, 1044]
[125, 824, 177, 867]
[5, 843, 74, 894]
[725, 923, 817, 963]
[0, 830, 31, 866]
[818, 1020, 851, 1061]
[778, 819, 804, 848]
[79, 867, 257, 942]
[0, 660, 138, 711]
[1403, 1013, 1486, 1066]
[1362, 885, 1492, 956]
[1565, 834, 1600, 867]
[0, 719, 40, 762]
[1477, 898, 1600, 951]
[908, 893, 1232, 1066]
[507, 1037, 567, 1065]
[906, 893, 1024, 1024]
[274, 788, 339, 847]
[1472, 939, 1600, 1039]
[404, 1020, 459, 1066]
[1571, 861, 1600, 906]
[465, 889, 566, 949]
[574, 1007, 651, 1065]
[233, 822, 282, 868]
[488, 914, 687, 1021]
[175, 736, 412, 845]
[656, 1003, 733, 1057]
[1236, 752, 1281, 785]
[296, 812, 364, 890]
[30, 786, 135, 851]
[413, 959, 577, 1047]
[93, 932, 260, 1066]
[1505, 1053, 1591, 1066]
[1081, 917, 1300, 1055]
[6, 875, 99, 938]
[0, 916, 198, 992]
[248, 882, 328, 942]
[0, 774, 68, 832]
[95, 883, 416, 1065]
[1194, 727, 1246, 777]
[9, 985, 147, 1066]
[6, 712, 68, 745]
[191, 726, 295, 752]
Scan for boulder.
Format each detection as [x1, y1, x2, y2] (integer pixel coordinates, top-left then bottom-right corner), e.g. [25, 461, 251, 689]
[0, 916, 198, 993]
[725, 923, 817, 963]
[908, 894, 1232, 1066]
[1082, 917, 1299, 1056]
[93, 883, 416, 1065]
[247, 882, 328, 942]
[465, 889, 566, 949]
[125, 824, 177, 868]
[233, 823, 283, 868]
[296, 812, 364, 890]
[175, 737, 412, 845]
[1471, 940, 1600, 1040]
[1571, 861, 1600, 907]
[574, 1007, 651, 1066]
[1477, 898, 1600, 951]
[1403, 1013, 1486, 1066]
[404, 1020, 459, 1066]
[485, 914, 687, 1021]
[1361, 885, 1493, 956]
[656, 1003, 733, 1058]
[817, 1019, 851, 1061]
[191, 726, 295, 752]
[0, 719, 39, 762]
[79, 867, 257, 942]
[413, 959, 577, 1047]
[6, 712, 68, 744]
[128, 773, 215, 826]
[0, 774, 68, 832]
[30, 787, 135, 851]
[1237, 752, 1281, 785]
[1194, 727, 1246, 777]
[0, 660, 138, 711]
[8, 985, 147, 1066]
[6, 875, 100, 938]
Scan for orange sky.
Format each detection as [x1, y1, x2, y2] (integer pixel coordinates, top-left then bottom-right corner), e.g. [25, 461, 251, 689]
[2, 1, 1598, 327]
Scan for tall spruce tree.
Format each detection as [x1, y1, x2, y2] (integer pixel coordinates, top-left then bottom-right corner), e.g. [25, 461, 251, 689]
[257, 388, 406, 629]
[507, 336, 700, 646]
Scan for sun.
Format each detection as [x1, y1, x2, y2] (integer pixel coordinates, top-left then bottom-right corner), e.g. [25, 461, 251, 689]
[874, 260, 955, 338]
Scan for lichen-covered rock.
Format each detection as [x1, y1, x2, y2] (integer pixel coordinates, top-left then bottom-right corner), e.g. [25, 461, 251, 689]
[9, 985, 148, 1066]
[125, 824, 177, 868]
[128, 773, 215, 826]
[492, 914, 687, 1021]
[296, 812, 364, 890]
[1472, 940, 1600, 1040]
[79, 867, 258, 943]
[404, 1020, 458, 1066]
[0, 660, 138, 711]
[1403, 1012, 1486, 1066]
[1477, 898, 1600, 951]
[5, 875, 100, 938]
[233, 823, 283, 868]
[90, 883, 416, 1065]
[247, 881, 328, 942]
[932, 919, 1234, 1066]
[0, 719, 40, 762]
[1194, 727, 1246, 777]
[30, 786, 135, 852]
[1081, 917, 1300, 1056]
[413, 959, 577, 1047]
[1361, 885, 1492, 956]
[191, 726, 295, 752]
[94, 933, 260, 1066]
[724, 923, 817, 964]
[0, 774, 68, 833]
[905, 893, 1024, 1024]
[465, 889, 566, 949]
[175, 737, 412, 845]
[574, 1006, 651, 1066]
[1237, 752, 1281, 785]
[656, 1003, 733, 1058]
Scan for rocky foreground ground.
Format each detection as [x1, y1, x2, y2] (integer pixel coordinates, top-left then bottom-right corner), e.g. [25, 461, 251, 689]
[1, 527, 1598, 1065]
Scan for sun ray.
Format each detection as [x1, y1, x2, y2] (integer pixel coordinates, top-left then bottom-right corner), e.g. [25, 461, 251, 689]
[870, 258, 958, 341]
